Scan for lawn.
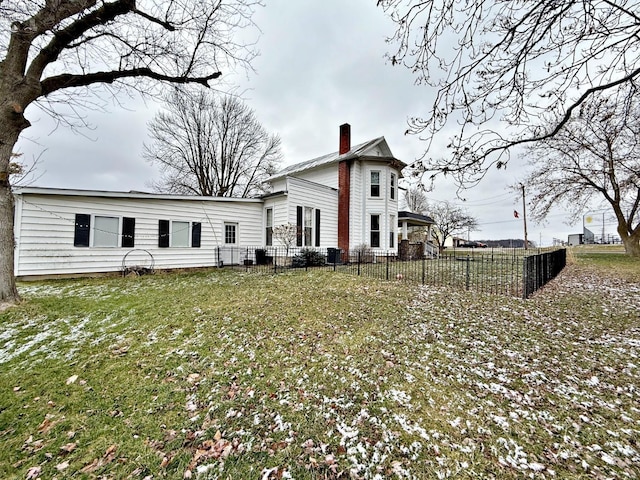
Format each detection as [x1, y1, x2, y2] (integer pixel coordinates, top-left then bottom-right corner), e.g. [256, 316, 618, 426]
[0, 253, 638, 479]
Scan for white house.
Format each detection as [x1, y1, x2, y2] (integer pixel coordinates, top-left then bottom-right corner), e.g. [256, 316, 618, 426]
[13, 124, 428, 278]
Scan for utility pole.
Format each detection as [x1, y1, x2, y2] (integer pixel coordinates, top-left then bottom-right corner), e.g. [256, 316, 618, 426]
[520, 183, 529, 250]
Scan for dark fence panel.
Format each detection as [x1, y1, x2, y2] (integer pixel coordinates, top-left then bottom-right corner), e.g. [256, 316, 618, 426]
[216, 245, 566, 299]
[522, 248, 567, 298]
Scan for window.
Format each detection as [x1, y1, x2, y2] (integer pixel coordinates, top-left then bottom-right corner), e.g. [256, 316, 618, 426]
[159, 220, 201, 248]
[266, 208, 273, 246]
[94, 216, 120, 247]
[370, 214, 380, 248]
[74, 214, 135, 248]
[296, 206, 320, 247]
[172, 221, 190, 247]
[225, 223, 237, 245]
[390, 173, 396, 200]
[370, 171, 380, 197]
[389, 215, 396, 248]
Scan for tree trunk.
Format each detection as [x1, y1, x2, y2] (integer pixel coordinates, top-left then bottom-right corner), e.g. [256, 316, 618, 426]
[621, 232, 640, 257]
[0, 113, 23, 304]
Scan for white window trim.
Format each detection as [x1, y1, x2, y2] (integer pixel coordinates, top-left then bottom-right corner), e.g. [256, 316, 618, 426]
[224, 222, 238, 245]
[370, 170, 382, 199]
[91, 215, 122, 248]
[171, 220, 190, 248]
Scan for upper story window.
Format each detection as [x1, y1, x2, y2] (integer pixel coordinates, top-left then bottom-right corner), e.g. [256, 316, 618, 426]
[390, 173, 396, 200]
[370, 171, 381, 197]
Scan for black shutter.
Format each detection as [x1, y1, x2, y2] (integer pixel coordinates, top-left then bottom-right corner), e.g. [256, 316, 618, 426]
[122, 217, 135, 248]
[158, 220, 170, 248]
[74, 214, 90, 247]
[296, 206, 303, 246]
[191, 222, 201, 248]
[315, 209, 321, 247]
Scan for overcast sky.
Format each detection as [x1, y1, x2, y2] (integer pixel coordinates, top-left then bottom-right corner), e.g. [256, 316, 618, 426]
[15, 0, 612, 246]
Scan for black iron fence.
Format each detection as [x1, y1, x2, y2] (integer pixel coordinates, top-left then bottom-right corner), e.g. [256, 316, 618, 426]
[217, 246, 566, 298]
[522, 248, 567, 298]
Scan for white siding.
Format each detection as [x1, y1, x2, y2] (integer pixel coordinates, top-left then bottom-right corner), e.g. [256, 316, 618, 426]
[285, 177, 338, 247]
[350, 160, 401, 251]
[14, 192, 263, 277]
[293, 164, 338, 189]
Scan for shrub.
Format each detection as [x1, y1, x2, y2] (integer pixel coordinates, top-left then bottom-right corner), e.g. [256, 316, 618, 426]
[292, 248, 326, 268]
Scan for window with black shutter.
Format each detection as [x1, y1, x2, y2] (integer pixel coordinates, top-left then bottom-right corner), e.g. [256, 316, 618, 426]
[74, 214, 90, 247]
[315, 209, 321, 247]
[296, 206, 303, 246]
[122, 217, 136, 248]
[191, 222, 201, 248]
[158, 220, 170, 247]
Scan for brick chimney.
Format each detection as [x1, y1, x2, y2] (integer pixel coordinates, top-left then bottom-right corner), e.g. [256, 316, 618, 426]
[338, 123, 351, 255]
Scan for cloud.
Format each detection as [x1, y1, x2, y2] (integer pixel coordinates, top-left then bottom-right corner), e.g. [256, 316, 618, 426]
[14, 0, 586, 245]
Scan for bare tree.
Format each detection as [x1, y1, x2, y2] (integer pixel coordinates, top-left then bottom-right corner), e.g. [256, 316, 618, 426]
[427, 201, 478, 252]
[520, 86, 640, 256]
[272, 224, 297, 257]
[144, 89, 281, 197]
[0, 0, 261, 304]
[379, 1, 640, 188]
[404, 186, 428, 213]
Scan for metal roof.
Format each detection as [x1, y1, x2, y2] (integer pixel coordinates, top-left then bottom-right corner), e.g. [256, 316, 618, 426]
[13, 187, 263, 203]
[269, 136, 406, 180]
[398, 210, 435, 226]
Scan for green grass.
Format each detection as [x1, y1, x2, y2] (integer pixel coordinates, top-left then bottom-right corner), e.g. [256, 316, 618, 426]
[1, 256, 639, 479]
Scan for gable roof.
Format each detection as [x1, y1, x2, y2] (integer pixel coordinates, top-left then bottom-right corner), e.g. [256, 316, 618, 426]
[269, 136, 406, 181]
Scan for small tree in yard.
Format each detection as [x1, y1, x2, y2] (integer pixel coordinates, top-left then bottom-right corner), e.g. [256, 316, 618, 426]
[520, 86, 640, 257]
[272, 224, 297, 257]
[0, 0, 260, 304]
[428, 201, 479, 253]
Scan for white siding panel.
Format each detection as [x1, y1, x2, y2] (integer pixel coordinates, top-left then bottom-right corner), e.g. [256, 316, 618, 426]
[294, 164, 338, 189]
[286, 177, 338, 247]
[15, 193, 263, 277]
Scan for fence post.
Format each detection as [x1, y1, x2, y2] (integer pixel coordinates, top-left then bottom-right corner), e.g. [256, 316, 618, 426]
[522, 255, 528, 299]
[386, 252, 390, 281]
[357, 251, 361, 276]
[274, 247, 278, 274]
[421, 254, 425, 285]
[465, 254, 470, 290]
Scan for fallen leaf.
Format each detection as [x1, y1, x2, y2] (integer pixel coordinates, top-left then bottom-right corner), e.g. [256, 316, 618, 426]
[56, 461, 70, 471]
[66, 375, 78, 385]
[26, 466, 41, 479]
[60, 442, 77, 454]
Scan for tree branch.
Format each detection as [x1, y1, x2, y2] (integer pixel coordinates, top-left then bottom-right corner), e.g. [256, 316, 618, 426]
[40, 68, 222, 97]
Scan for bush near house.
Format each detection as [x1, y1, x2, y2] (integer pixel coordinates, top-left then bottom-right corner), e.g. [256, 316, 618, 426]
[291, 247, 326, 268]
